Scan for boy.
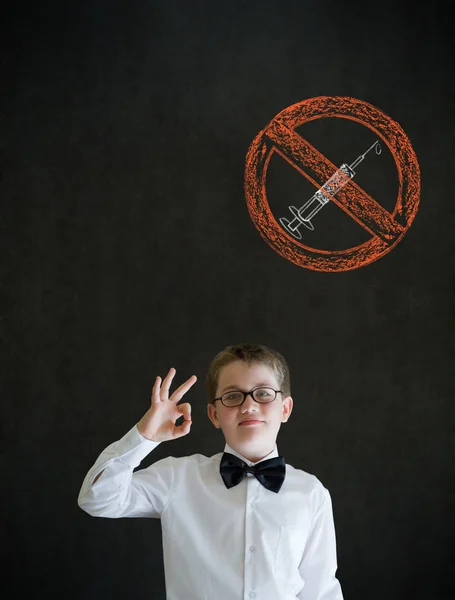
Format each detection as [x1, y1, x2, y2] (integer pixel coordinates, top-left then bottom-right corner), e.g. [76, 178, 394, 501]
[78, 343, 344, 599]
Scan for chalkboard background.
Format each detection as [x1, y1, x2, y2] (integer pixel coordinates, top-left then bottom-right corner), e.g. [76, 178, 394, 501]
[2, 1, 453, 599]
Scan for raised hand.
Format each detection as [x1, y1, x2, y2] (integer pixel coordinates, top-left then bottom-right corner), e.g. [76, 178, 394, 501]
[137, 368, 197, 442]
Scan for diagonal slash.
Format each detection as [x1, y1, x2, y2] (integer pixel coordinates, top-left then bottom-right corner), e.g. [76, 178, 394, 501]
[266, 120, 404, 244]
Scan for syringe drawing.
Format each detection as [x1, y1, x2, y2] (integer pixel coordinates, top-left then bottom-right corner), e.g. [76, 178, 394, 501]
[280, 141, 382, 239]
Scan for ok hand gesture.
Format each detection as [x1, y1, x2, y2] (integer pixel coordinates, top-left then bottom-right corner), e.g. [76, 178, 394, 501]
[137, 368, 197, 442]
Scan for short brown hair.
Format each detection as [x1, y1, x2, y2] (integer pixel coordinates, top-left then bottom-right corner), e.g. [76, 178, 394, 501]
[205, 343, 291, 404]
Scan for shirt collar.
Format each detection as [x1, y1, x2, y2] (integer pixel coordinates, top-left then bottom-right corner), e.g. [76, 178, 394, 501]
[223, 442, 279, 466]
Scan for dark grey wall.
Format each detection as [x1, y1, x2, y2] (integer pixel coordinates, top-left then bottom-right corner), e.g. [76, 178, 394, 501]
[2, 1, 453, 599]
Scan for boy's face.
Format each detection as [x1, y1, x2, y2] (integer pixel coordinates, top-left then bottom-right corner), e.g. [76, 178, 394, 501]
[207, 360, 293, 463]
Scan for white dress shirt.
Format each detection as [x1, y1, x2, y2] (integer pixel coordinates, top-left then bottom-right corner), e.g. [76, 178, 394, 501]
[78, 425, 344, 600]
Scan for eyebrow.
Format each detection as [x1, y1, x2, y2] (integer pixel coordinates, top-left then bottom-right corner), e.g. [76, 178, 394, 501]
[220, 383, 275, 394]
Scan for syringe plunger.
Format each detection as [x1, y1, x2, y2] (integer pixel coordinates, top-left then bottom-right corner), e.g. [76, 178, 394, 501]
[279, 163, 355, 237]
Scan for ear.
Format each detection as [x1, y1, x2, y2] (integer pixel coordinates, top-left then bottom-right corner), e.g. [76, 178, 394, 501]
[207, 403, 221, 429]
[281, 395, 293, 422]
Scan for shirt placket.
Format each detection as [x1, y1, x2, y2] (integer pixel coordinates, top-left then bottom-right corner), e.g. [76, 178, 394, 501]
[243, 470, 261, 600]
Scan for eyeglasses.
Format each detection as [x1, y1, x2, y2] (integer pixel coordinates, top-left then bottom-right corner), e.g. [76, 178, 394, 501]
[213, 387, 283, 408]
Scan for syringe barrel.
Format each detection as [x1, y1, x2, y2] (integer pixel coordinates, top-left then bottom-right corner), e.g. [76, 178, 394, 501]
[297, 163, 355, 219]
[321, 164, 355, 195]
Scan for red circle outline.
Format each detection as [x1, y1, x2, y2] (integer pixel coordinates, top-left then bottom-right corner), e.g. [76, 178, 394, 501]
[244, 96, 420, 272]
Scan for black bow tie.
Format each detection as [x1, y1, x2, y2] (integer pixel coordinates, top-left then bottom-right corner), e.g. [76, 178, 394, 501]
[220, 452, 286, 493]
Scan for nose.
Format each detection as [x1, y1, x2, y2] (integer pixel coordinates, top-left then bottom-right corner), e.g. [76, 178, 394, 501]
[241, 392, 258, 411]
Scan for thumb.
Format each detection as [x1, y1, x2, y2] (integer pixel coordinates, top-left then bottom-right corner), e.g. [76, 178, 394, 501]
[175, 416, 192, 438]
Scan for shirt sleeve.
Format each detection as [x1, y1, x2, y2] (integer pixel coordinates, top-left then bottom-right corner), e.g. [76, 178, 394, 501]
[77, 424, 174, 519]
[297, 486, 344, 600]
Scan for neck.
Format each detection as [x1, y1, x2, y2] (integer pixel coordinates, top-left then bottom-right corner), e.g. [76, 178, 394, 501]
[227, 443, 275, 464]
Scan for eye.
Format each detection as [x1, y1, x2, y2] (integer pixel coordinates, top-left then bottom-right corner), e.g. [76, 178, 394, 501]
[224, 392, 243, 400]
[256, 388, 273, 397]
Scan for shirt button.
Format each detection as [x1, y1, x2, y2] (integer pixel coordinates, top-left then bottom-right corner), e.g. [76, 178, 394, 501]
[249, 593, 256, 598]
[250, 546, 256, 552]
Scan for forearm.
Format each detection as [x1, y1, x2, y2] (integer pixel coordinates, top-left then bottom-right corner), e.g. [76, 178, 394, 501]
[77, 424, 162, 518]
[298, 488, 344, 600]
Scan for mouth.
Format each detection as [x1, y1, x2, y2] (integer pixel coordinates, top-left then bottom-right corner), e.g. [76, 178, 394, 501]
[239, 420, 263, 426]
